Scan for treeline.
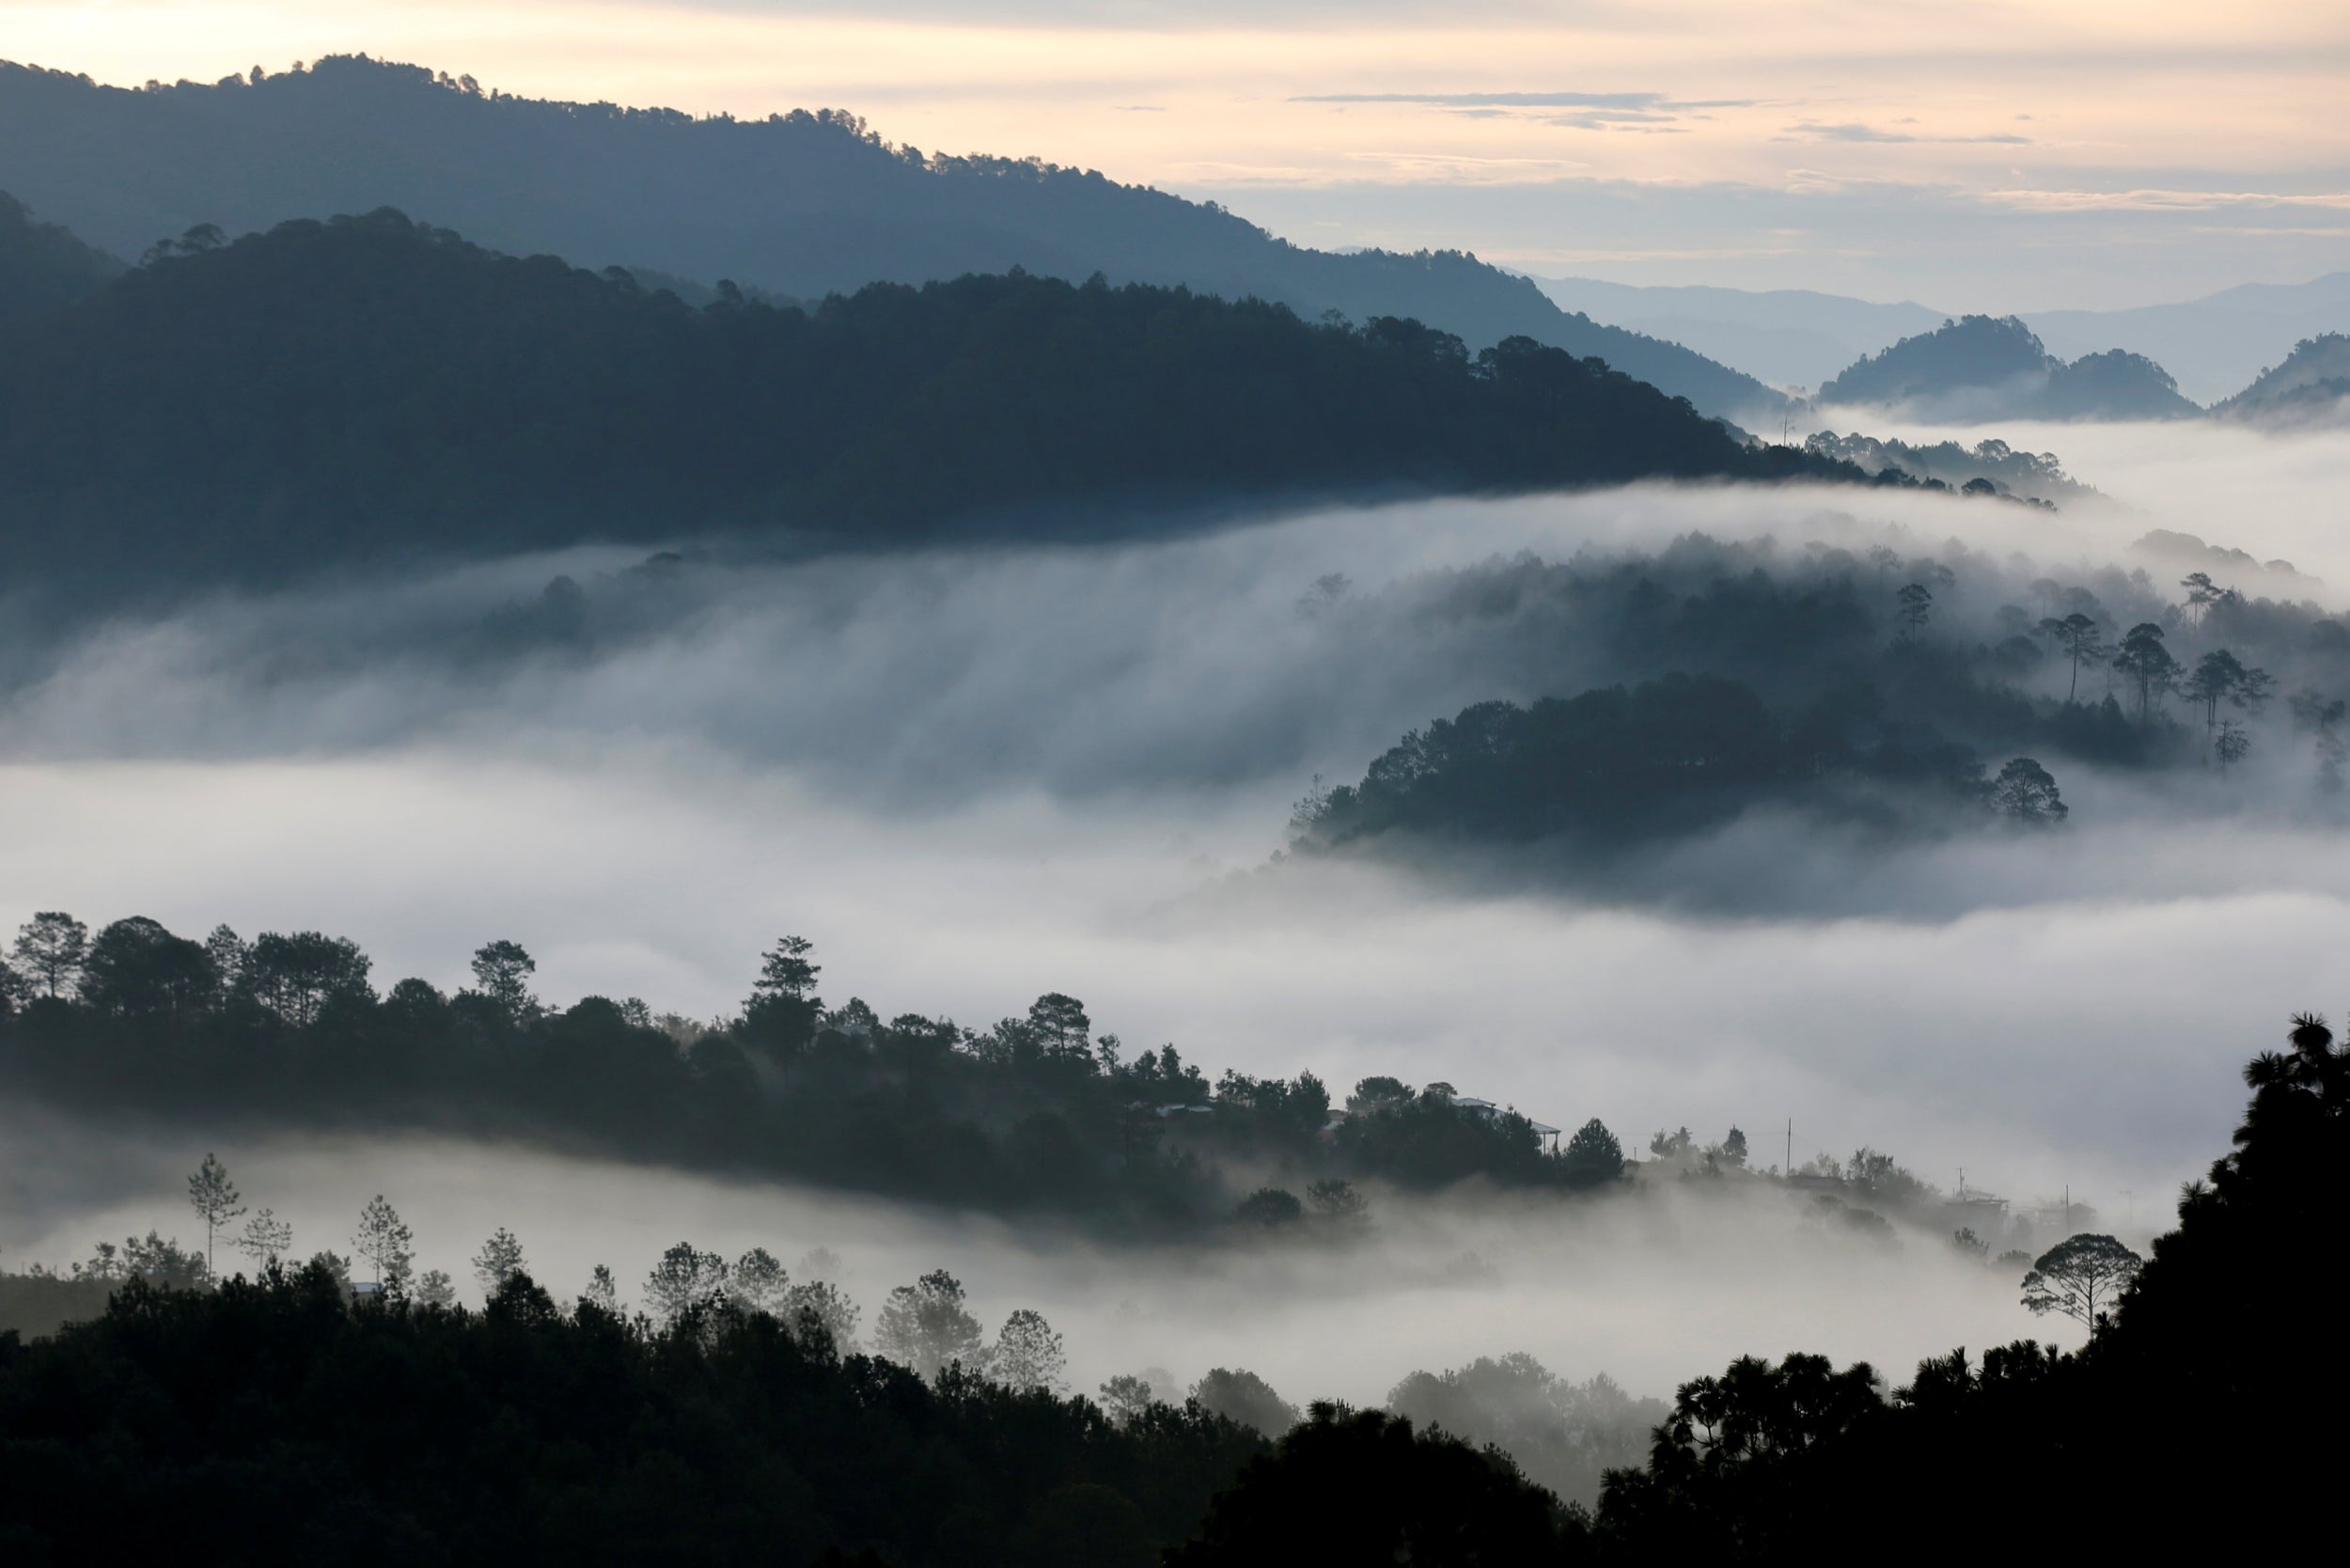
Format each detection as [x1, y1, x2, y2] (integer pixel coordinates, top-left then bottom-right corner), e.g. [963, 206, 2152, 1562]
[0, 55, 1790, 419]
[0, 918, 1627, 1231]
[1819, 313, 2200, 419]
[0, 206, 1847, 593]
[1292, 545, 2350, 853]
[0, 188, 118, 318]
[0, 1012, 2331, 1560]
[1292, 672, 2064, 849]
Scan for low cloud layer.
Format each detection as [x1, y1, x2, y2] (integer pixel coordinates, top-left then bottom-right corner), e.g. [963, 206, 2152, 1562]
[8, 428, 2349, 1228]
[0, 1107, 2049, 1431]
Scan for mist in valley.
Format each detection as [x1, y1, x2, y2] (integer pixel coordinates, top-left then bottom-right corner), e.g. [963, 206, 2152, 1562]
[7, 422, 2350, 1491]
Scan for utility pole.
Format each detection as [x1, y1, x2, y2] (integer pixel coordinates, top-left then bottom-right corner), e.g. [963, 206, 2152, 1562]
[1786, 1118, 1792, 1176]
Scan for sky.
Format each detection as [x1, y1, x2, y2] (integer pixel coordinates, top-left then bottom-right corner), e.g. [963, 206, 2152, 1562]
[5, 0, 2347, 308]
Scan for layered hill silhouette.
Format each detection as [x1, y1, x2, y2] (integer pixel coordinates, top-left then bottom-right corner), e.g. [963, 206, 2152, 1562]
[1821, 314, 2198, 420]
[2212, 333, 2350, 428]
[0, 206, 1847, 592]
[0, 55, 1786, 423]
[0, 187, 119, 319]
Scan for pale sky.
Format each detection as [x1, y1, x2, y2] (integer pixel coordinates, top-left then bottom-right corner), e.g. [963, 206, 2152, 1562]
[6, 0, 2347, 307]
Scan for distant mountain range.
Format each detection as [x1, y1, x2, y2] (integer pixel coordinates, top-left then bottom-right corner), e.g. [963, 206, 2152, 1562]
[1531, 270, 2350, 407]
[1524, 276, 1948, 393]
[2031, 275, 2350, 407]
[1818, 316, 2199, 422]
[0, 55, 1788, 424]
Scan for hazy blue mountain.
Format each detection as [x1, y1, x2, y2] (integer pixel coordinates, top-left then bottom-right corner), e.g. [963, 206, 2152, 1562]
[1527, 274, 1947, 390]
[1820, 315, 2199, 420]
[0, 55, 1787, 423]
[1530, 269, 2350, 409]
[2211, 333, 2350, 427]
[2029, 273, 2350, 404]
[0, 187, 121, 319]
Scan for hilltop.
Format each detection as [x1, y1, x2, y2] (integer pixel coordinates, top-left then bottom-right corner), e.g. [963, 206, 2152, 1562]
[1821, 315, 2198, 419]
[0, 55, 1786, 423]
[0, 207, 1847, 592]
[2212, 333, 2350, 428]
[0, 187, 120, 318]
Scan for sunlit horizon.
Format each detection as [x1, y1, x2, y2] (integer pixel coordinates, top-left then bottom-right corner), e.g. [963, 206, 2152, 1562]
[5, 0, 2346, 308]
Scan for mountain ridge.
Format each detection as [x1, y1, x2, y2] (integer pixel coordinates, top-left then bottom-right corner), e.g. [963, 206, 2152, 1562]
[0, 55, 1788, 424]
[0, 206, 1849, 596]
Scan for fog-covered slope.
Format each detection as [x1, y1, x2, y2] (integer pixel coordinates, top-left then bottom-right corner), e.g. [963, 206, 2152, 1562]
[2211, 333, 2350, 427]
[1821, 315, 2199, 420]
[0, 55, 1787, 423]
[2030, 273, 2350, 404]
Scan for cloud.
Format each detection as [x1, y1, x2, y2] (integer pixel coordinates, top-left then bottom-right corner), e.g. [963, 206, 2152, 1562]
[8, 423, 2350, 1296]
[1778, 120, 2031, 145]
[1980, 186, 2350, 212]
[1293, 90, 1751, 136]
[1293, 92, 1676, 110]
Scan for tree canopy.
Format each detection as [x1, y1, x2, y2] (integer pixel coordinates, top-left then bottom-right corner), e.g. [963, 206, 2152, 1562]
[0, 207, 1848, 595]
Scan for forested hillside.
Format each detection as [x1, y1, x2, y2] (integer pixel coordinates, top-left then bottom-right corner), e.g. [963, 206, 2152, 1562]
[1821, 314, 2199, 419]
[0, 1006, 2334, 1560]
[2213, 332, 2350, 427]
[1290, 532, 2348, 864]
[0, 208, 1843, 591]
[0, 920, 1629, 1231]
[0, 55, 1787, 421]
[0, 188, 119, 318]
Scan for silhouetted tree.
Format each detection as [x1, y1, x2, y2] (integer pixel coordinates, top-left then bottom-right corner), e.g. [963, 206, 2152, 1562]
[1991, 757, 2067, 823]
[185, 1152, 244, 1275]
[81, 917, 216, 1021]
[993, 1308, 1068, 1392]
[1895, 583, 1933, 640]
[471, 1227, 526, 1295]
[583, 1263, 621, 1312]
[2110, 622, 2180, 722]
[351, 1195, 415, 1293]
[729, 1247, 790, 1314]
[1099, 1373, 1156, 1428]
[875, 1269, 985, 1378]
[468, 940, 537, 1023]
[12, 912, 88, 997]
[2184, 649, 2273, 760]
[1189, 1369, 1301, 1436]
[232, 1208, 292, 1272]
[243, 931, 372, 1024]
[2020, 1232, 2142, 1334]
[1561, 1120, 1624, 1187]
[643, 1242, 730, 1326]
[2037, 613, 2107, 702]
[782, 1278, 861, 1354]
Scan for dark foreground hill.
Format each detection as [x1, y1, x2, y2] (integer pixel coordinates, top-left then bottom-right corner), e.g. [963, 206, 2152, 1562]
[0, 55, 1786, 422]
[0, 208, 1844, 593]
[1821, 314, 2199, 419]
[0, 1008, 2338, 1561]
